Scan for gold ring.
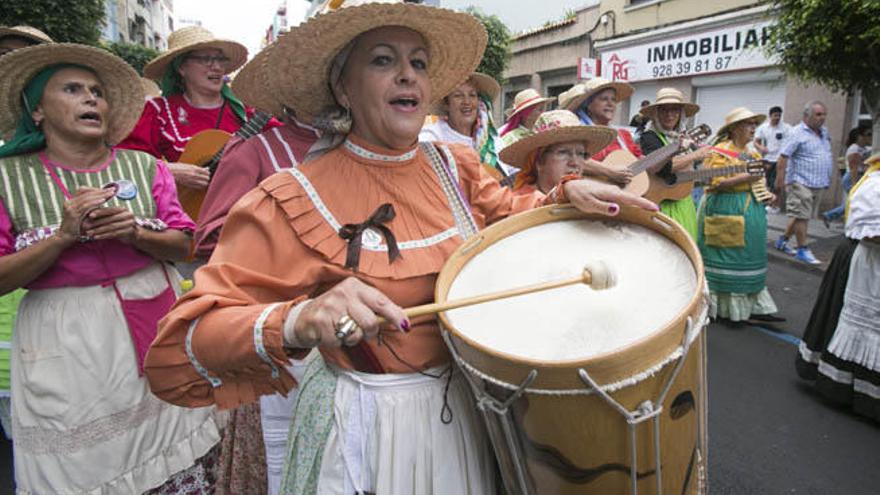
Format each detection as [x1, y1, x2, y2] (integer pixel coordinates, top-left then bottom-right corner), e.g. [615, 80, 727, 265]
[334, 315, 358, 341]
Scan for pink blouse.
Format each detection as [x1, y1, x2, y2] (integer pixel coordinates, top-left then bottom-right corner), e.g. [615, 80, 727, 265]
[0, 152, 195, 289]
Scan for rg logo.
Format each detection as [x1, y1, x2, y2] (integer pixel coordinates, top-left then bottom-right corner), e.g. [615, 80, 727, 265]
[607, 54, 631, 81]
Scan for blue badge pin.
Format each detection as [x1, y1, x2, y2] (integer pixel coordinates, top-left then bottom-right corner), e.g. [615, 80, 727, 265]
[104, 180, 138, 201]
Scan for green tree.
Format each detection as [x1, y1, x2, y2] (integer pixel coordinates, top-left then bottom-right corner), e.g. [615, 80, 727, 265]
[767, 0, 880, 148]
[103, 41, 159, 76]
[0, 0, 106, 45]
[465, 7, 512, 85]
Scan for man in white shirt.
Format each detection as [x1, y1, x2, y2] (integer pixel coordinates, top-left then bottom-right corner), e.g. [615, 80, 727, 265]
[754, 106, 792, 196]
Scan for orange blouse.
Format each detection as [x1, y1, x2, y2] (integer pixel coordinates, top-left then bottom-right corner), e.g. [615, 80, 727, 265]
[144, 134, 550, 409]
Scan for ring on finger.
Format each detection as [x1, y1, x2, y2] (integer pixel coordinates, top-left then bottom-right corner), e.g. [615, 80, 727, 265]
[334, 315, 359, 341]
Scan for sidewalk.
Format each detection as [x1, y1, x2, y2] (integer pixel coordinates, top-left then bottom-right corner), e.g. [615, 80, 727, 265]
[765, 209, 845, 274]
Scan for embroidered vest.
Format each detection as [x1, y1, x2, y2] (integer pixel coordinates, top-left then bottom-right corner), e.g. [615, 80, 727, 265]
[0, 149, 160, 250]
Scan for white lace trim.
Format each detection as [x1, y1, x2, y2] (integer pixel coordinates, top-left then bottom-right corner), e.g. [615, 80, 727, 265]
[285, 167, 458, 252]
[343, 139, 417, 162]
[185, 318, 223, 388]
[12, 394, 167, 455]
[254, 303, 282, 379]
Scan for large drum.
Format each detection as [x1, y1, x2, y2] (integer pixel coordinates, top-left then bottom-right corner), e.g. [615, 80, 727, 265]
[436, 205, 708, 495]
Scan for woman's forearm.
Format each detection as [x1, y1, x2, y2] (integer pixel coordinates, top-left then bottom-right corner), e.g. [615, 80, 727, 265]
[0, 233, 74, 295]
[131, 228, 193, 262]
[716, 173, 756, 190]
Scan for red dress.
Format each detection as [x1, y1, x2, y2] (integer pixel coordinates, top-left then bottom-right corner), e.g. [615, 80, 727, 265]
[118, 94, 280, 162]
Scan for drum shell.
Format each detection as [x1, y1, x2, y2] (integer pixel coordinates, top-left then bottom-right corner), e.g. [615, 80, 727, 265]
[436, 205, 708, 494]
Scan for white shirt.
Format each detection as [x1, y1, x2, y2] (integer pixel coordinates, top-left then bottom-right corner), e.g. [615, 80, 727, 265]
[419, 119, 519, 175]
[755, 121, 792, 162]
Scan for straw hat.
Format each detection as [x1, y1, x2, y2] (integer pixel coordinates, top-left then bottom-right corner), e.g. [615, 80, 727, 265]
[431, 72, 501, 115]
[717, 107, 766, 137]
[558, 77, 634, 112]
[640, 87, 699, 119]
[865, 152, 880, 166]
[144, 26, 247, 81]
[0, 43, 144, 145]
[499, 109, 617, 168]
[504, 88, 554, 119]
[466, 72, 501, 101]
[140, 77, 161, 98]
[231, 42, 281, 116]
[0, 26, 53, 45]
[267, 0, 487, 123]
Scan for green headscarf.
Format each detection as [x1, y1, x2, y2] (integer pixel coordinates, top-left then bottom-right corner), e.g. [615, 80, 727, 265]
[0, 64, 90, 159]
[159, 54, 247, 124]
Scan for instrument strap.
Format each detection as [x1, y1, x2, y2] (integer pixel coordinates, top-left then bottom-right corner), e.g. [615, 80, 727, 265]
[424, 143, 479, 240]
[213, 99, 228, 129]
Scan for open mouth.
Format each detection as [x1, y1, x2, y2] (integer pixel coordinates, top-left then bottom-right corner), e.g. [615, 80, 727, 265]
[207, 74, 223, 83]
[78, 111, 102, 125]
[389, 95, 420, 111]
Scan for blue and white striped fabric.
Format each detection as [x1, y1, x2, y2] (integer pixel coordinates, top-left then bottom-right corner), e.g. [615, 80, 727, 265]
[780, 122, 833, 188]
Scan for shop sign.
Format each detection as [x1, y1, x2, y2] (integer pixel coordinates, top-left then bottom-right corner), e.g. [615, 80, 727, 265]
[577, 57, 601, 79]
[600, 19, 776, 82]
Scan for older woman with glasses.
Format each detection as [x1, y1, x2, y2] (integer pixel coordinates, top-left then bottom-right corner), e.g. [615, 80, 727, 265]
[120, 26, 278, 193]
[500, 109, 616, 196]
[144, 2, 655, 494]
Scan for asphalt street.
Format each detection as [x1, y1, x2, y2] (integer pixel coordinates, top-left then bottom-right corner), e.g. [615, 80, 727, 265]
[0, 231, 876, 494]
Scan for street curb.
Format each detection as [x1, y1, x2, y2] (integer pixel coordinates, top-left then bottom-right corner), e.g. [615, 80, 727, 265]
[766, 243, 826, 275]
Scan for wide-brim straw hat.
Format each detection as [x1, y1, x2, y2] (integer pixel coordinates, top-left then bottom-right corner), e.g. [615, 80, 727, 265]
[505, 88, 554, 119]
[0, 43, 144, 145]
[431, 72, 501, 115]
[558, 77, 634, 112]
[0, 25, 53, 44]
[717, 106, 766, 137]
[865, 152, 880, 166]
[231, 42, 281, 117]
[144, 26, 247, 81]
[640, 87, 699, 119]
[499, 109, 617, 168]
[267, 1, 487, 123]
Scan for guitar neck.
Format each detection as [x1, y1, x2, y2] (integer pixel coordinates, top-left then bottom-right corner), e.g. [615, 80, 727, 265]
[676, 164, 748, 184]
[628, 141, 680, 175]
[206, 111, 271, 173]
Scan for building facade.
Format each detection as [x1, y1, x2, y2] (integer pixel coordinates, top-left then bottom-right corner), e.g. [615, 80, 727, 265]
[102, 0, 175, 51]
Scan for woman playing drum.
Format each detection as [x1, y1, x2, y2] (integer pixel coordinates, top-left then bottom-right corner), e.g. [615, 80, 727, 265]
[144, 1, 655, 493]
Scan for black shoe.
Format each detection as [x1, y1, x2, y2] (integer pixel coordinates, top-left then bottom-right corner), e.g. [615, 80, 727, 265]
[748, 314, 787, 323]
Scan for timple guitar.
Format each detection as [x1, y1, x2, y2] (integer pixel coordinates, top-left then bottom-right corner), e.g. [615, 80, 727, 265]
[644, 160, 767, 203]
[176, 111, 271, 221]
[598, 124, 712, 197]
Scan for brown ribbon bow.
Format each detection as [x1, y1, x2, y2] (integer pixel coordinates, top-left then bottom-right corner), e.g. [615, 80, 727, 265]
[338, 203, 401, 271]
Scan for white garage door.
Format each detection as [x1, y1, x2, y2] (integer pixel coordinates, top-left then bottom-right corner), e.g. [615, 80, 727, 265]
[695, 77, 786, 138]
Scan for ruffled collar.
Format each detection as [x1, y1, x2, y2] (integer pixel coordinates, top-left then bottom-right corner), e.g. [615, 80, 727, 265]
[342, 134, 418, 166]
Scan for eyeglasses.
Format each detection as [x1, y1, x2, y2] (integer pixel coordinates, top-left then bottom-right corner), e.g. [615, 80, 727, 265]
[186, 54, 231, 67]
[546, 148, 588, 161]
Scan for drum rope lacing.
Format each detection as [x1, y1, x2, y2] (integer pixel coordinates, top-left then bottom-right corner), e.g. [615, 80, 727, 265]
[443, 296, 709, 495]
[441, 304, 708, 398]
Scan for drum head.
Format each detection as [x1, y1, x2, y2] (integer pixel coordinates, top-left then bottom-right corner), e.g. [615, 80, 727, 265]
[436, 205, 706, 388]
[445, 217, 696, 362]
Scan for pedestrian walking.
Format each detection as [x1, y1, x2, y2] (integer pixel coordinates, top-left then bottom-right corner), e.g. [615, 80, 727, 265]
[774, 101, 834, 265]
[754, 105, 792, 204]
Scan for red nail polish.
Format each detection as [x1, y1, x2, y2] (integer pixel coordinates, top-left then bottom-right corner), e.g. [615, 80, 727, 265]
[608, 204, 619, 214]
[401, 319, 411, 332]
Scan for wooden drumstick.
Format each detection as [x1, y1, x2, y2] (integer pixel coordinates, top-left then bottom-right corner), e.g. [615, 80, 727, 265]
[380, 261, 616, 325]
